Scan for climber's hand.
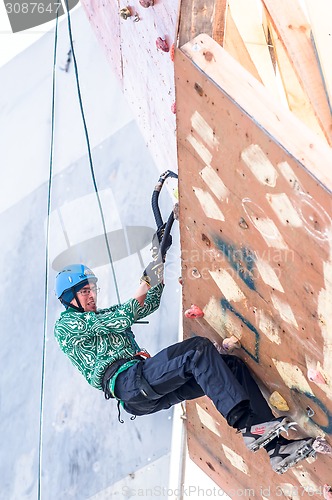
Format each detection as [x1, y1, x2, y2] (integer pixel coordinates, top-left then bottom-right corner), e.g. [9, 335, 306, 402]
[140, 253, 164, 288]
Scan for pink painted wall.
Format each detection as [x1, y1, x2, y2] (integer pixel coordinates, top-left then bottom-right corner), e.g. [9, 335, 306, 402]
[80, 0, 178, 171]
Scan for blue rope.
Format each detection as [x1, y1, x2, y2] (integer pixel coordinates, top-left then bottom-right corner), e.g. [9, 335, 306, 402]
[38, 13, 59, 500]
[64, 0, 121, 304]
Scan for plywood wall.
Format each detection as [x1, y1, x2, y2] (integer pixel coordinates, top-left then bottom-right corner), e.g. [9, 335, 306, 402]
[176, 34, 332, 498]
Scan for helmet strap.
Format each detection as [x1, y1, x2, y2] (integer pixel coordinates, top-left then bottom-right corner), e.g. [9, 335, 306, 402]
[73, 292, 85, 312]
[60, 293, 85, 313]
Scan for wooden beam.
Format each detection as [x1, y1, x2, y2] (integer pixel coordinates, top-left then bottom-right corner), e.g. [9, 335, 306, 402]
[212, 0, 227, 46]
[177, 0, 227, 47]
[262, 0, 332, 145]
[227, 0, 280, 98]
[267, 16, 327, 142]
[179, 34, 332, 190]
[224, 4, 263, 83]
[305, 0, 332, 112]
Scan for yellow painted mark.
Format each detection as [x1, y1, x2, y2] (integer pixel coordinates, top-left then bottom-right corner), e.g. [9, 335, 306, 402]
[193, 187, 225, 221]
[196, 404, 221, 437]
[271, 294, 298, 327]
[191, 111, 219, 150]
[255, 257, 284, 292]
[203, 296, 226, 338]
[277, 161, 302, 191]
[291, 467, 319, 493]
[266, 193, 303, 227]
[241, 144, 278, 187]
[272, 359, 314, 394]
[187, 134, 213, 165]
[209, 269, 245, 302]
[257, 310, 281, 344]
[222, 445, 249, 474]
[199, 165, 229, 200]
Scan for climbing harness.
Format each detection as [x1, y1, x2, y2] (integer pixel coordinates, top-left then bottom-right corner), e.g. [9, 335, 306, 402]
[101, 352, 152, 423]
[101, 351, 151, 399]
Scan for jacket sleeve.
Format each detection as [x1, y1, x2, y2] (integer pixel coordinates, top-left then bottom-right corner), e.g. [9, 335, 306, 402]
[94, 298, 141, 332]
[55, 283, 165, 342]
[135, 282, 164, 320]
[98, 283, 164, 324]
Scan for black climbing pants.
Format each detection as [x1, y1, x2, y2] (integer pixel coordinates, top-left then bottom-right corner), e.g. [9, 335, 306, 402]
[114, 336, 274, 425]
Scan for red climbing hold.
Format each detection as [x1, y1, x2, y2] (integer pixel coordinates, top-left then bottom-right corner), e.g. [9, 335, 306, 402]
[184, 305, 204, 319]
[171, 101, 176, 114]
[139, 0, 154, 7]
[323, 485, 332, 500]
[156, 37, 169, 52]
[307, 368, 326, 384]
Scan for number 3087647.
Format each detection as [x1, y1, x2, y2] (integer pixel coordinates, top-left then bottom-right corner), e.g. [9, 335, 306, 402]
[5, 3, 62, 14]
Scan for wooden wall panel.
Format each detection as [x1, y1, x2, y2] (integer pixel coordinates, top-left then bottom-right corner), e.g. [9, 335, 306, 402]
[175, 34, 332, 497]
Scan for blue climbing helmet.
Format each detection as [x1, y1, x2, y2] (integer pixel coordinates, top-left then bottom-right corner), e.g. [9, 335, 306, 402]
[55, 264, 98, 310]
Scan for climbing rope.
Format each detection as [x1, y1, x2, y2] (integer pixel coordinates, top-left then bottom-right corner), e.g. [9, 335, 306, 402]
[38, 12, 59, 500]
[64, 0, 121, 304]
[38, 5, 123, 496]
[151, 170, 178, 259]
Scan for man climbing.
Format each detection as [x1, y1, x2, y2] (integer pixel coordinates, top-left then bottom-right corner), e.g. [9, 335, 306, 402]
[54, 254, 318, 475]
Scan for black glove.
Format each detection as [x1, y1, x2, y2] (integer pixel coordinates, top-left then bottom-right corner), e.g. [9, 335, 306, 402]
[140, 252, 164, 288]
[151, 223, 172, 261]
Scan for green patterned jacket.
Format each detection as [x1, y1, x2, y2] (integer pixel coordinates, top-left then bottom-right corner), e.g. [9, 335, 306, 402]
[54, 283, 164, 390]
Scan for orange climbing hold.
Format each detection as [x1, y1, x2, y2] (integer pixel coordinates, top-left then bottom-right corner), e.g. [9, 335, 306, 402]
[119, 6, 131, 19]
[222, 336, 241, 352]
[184, 304, 204, 319]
